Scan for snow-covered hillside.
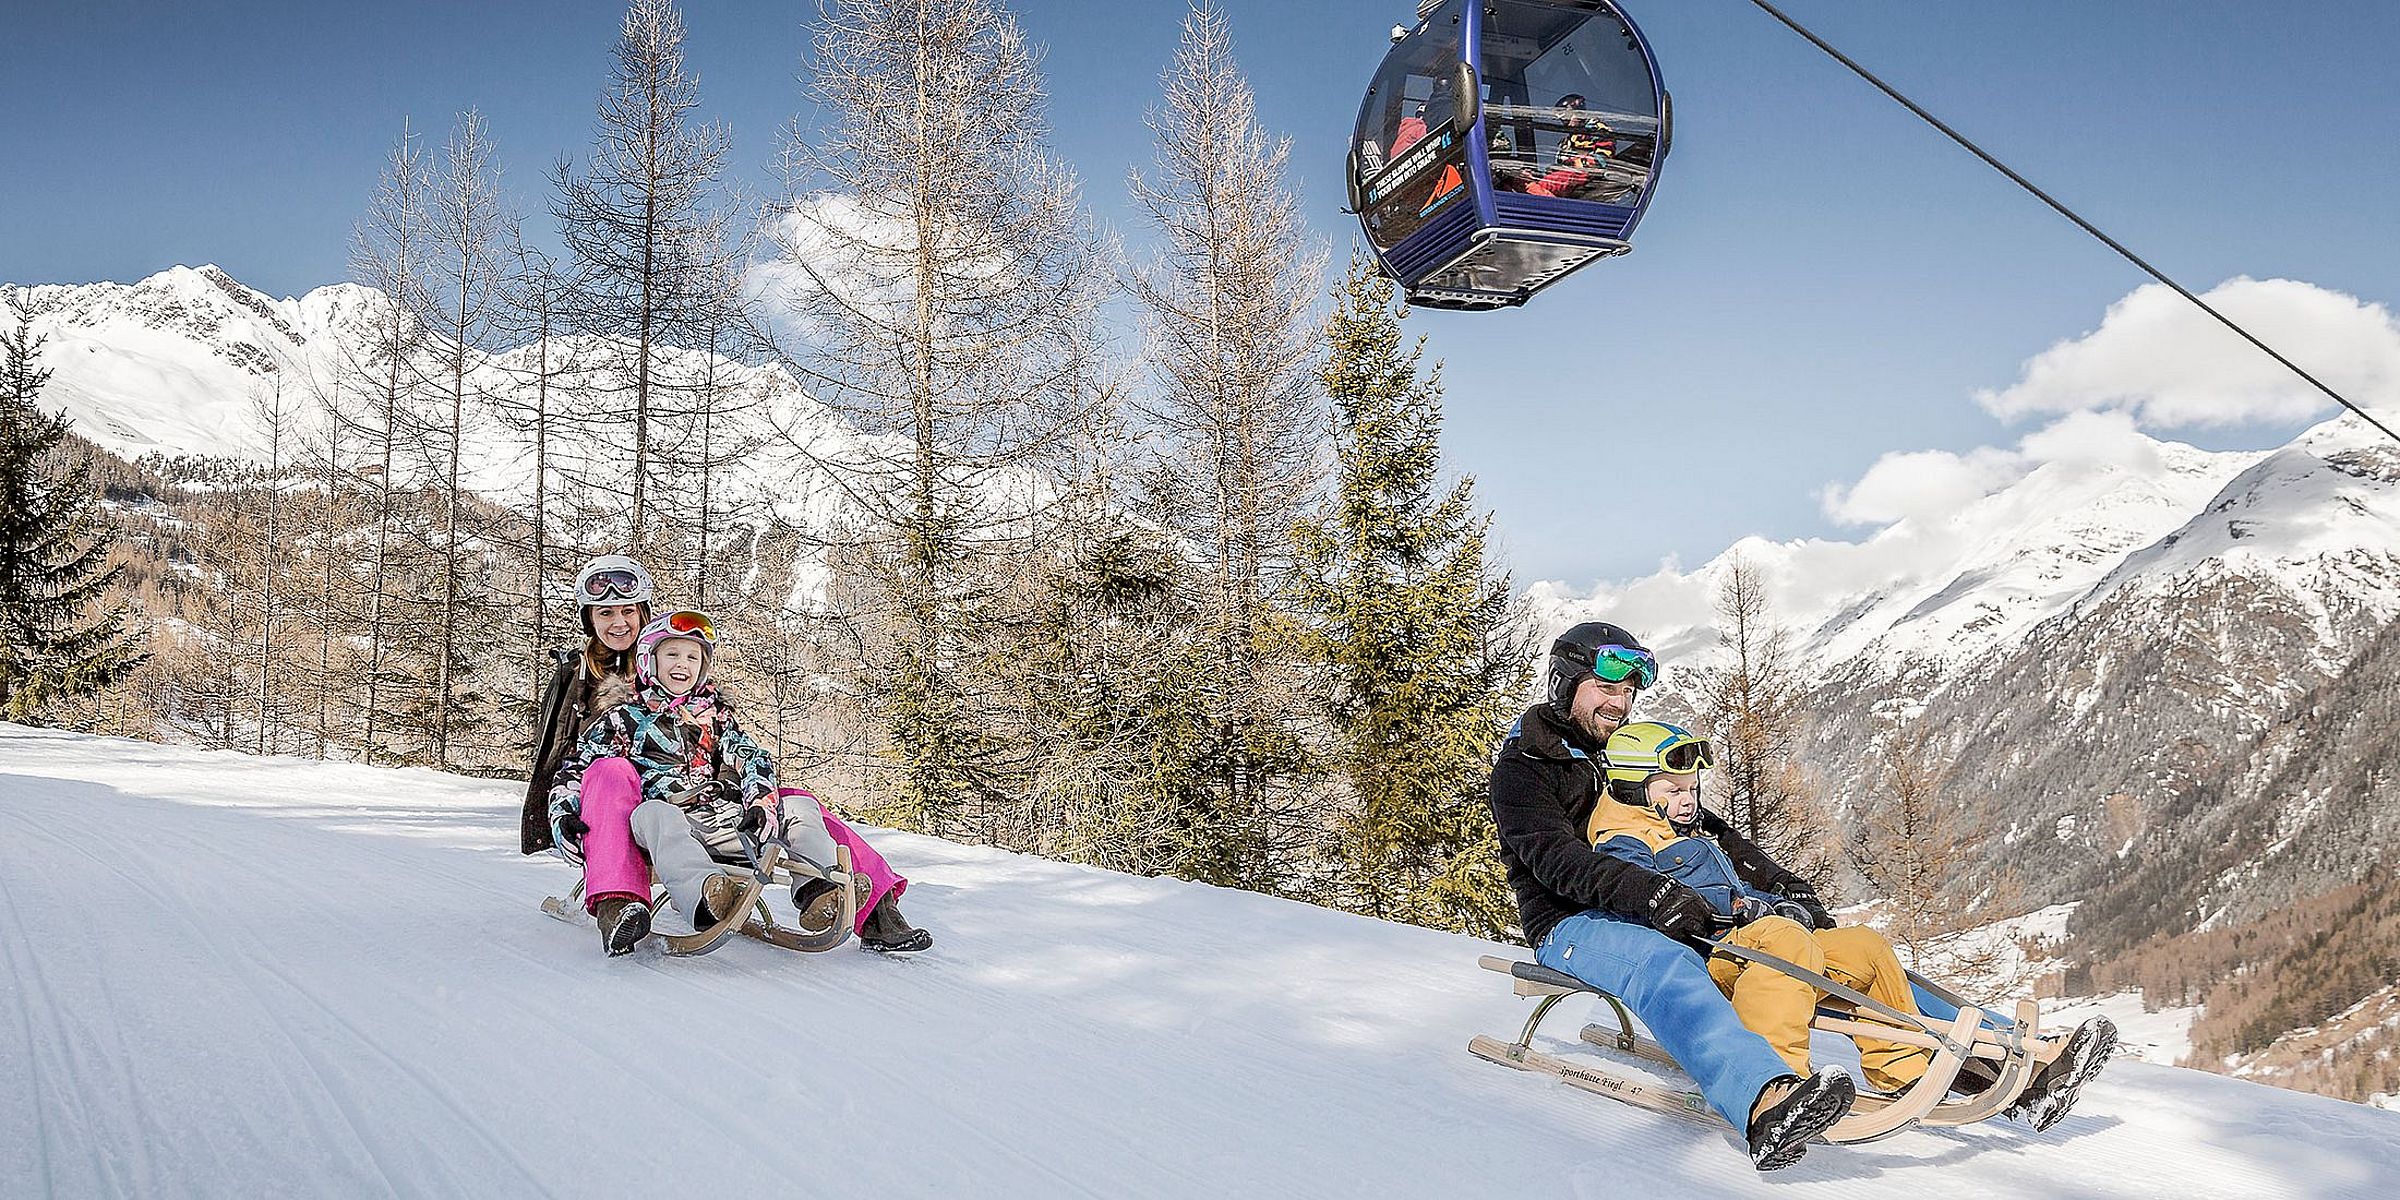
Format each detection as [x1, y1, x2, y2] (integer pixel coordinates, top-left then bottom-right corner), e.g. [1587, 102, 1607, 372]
[3, 723, 2393, 1199]
[1526, 424, 2266, 687]
[5, 265, 878, 539]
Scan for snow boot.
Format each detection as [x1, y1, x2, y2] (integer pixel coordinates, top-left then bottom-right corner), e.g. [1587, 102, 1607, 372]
[792, 873, 865, 935]
[860, 894, 933, 954]
[2010, 1015, 2118, 1132]
[1745, 1069, 1855, 1171]
[663, 872, 760, 957]
[594, 897, 651, 957]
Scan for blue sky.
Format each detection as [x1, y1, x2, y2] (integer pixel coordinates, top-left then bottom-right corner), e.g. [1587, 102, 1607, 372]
[6, 0, 2396, 585]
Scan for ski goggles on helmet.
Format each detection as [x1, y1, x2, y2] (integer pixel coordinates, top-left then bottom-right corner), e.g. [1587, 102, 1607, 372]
[1587, 644, 1657, 689]
[662, 609, 716, 642]
[581, 568, 647, 602]
[1651, 732, 1715, 774]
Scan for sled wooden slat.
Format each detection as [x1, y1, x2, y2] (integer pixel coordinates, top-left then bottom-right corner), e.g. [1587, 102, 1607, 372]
[1915, 999, 2041, 1127]
[1478, 953, 1587, 997]
[1574, 1020, 1700, 1072]
[1469, 1035, 1725, 1129]
[1476, 956, 2050, 1145]
[1818, 1003, 1983, 1142]
[537, 842, 859, 955]
[733, 843, 857, 954]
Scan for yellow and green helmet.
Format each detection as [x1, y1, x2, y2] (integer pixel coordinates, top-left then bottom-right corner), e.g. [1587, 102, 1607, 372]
[1603, 721, 1716, 799]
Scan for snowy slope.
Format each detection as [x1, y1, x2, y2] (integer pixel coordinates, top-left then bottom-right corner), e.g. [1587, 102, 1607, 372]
[3, 723, 2394, 1199]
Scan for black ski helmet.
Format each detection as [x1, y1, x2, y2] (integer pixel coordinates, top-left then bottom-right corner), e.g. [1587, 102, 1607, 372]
[1544, 621, 1651, 719]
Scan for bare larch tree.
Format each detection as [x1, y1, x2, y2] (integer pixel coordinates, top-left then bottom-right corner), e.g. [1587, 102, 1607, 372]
[1126, 0, 1326, 888]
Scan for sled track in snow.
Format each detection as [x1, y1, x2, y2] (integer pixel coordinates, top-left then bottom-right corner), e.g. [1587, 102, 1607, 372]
[4, 725, 2398, 1199]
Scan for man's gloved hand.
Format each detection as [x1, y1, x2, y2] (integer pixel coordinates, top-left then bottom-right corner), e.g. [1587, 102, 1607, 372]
[1646, 876, 1717, 942]
[555, 811, 589, 849]
[1775, 880, 1835, 929]
[736, 804, 769, 837]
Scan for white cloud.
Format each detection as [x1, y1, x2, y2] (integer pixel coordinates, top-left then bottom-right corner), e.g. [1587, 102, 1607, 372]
[1977, 278, 2400, 429]
[1820, 445, 2023, 526]
[2016, 408, 2162, 472]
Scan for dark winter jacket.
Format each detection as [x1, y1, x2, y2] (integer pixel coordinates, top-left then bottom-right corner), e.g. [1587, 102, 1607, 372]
[519, 648, 623, 855]
[1489, 703, 1807, 947]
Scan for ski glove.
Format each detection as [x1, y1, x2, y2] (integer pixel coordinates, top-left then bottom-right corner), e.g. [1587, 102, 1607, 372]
[1645, 876, 1717, 942]
[555, 810, 589, 849]
[736, 804, 769, 837]
[1775, 881, 1836, 929]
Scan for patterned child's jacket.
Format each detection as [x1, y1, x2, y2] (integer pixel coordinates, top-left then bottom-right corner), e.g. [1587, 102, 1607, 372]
[547, 681, 777, 849]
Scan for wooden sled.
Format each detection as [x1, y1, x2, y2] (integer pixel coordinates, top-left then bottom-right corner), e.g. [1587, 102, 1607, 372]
[540, 839, 859, 955]
[1468, 944, 2041, 1144]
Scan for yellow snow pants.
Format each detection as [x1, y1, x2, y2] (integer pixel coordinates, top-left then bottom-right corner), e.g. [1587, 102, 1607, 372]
[1708, 917, 1933, 1092]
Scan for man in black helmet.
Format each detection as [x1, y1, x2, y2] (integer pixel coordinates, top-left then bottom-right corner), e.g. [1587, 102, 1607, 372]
[1489, 621, 1856, 1170]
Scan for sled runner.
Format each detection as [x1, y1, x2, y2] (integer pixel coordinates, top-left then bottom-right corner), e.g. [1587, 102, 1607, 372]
[1467, 942, 2041, 1143]
[541, 839, 860, 955]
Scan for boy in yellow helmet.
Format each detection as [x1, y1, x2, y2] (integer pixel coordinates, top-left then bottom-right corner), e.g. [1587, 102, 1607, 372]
[1592, 721, 1938, 1095]
[1592, 721, 2118, 1125]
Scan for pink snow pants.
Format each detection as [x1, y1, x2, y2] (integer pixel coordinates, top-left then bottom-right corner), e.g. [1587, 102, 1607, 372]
[577, 758, 652, 911]
[577, 761, 907, 935]
[782, 787, 907, 936]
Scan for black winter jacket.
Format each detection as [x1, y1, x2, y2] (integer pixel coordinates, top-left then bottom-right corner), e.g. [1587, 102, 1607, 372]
[1489, 703, 1806, 947]
[521, 648, 607, 855]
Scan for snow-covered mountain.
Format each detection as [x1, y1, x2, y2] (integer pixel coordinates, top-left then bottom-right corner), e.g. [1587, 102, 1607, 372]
[8, 265, 376, 460]
[1526, 426, 2272, 691]
[5, 264, 880, 541]
[6, 721, 2396, 1198]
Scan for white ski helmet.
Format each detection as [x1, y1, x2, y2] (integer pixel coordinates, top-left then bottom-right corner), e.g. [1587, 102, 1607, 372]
[574, 554, 655, 607]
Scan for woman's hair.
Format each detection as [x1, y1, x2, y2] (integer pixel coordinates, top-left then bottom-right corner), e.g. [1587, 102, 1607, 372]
[580, 601, 651, 681]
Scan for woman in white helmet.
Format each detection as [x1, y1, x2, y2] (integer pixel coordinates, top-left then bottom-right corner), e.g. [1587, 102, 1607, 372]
[520, 554, 931, 955]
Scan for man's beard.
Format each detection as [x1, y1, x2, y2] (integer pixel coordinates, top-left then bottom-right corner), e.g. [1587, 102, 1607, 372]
[1579, 707, 1628, 743]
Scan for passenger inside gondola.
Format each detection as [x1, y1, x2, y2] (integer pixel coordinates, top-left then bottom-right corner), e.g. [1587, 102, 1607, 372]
[1526, 93, 1623, 199]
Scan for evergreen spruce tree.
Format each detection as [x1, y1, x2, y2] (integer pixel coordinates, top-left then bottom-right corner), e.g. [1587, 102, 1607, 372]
[0, 316, 148, 721]
[1288, 258, 1530, 937]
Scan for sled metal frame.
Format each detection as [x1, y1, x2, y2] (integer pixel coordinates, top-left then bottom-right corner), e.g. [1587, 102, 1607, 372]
[1467, 949, 2040, 1143]
[540, 840, 858, 955]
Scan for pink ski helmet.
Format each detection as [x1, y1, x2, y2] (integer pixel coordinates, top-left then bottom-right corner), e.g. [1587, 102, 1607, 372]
[635, 610, 719, 690]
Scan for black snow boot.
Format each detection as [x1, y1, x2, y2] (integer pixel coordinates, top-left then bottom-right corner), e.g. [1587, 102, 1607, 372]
[595, 897, 651, 957]
[859, 895, 933, 954]
[2010, 1016, 2119, 1132]
[1745, 1069, 1855, 1171]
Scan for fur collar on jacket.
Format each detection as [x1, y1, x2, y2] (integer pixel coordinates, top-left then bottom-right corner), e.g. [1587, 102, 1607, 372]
[591, 671, 742, 716]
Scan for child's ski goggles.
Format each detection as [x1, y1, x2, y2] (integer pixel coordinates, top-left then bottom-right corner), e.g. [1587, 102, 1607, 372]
[663, 609, 717, 642]
[1652, 733, 1715, 774]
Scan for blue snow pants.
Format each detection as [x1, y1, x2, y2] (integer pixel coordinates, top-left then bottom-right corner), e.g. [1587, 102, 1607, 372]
[1536, 910, 1794, 1130]
[1909, 982, 2013, 1034]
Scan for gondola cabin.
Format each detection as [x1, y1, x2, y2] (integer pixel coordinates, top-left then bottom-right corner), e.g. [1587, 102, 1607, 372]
[1351, 0, 1670, 310]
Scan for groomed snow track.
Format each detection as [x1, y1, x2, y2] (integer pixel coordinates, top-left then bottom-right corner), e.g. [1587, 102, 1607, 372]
[3, 723, 2394, 1198]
